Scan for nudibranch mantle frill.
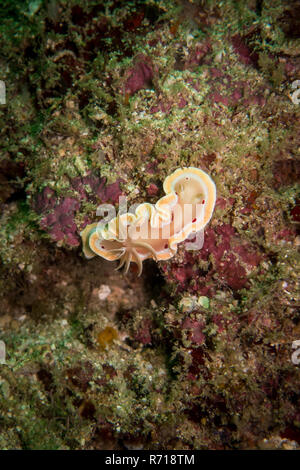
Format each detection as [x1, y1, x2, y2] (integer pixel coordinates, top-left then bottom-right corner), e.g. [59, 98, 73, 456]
[81, 167, 216, 276]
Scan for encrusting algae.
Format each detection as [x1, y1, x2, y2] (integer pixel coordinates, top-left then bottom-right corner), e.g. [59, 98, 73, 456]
[97, 326, 119, 350]
[81, 167, 216, 276]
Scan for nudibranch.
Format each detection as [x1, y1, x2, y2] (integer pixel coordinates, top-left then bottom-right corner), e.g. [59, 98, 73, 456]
[81, 167, 216, 276]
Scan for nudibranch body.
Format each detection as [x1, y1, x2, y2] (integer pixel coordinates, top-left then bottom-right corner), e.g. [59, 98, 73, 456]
[81, 167, 216, 276]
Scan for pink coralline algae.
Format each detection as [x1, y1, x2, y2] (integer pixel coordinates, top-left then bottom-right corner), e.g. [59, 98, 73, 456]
[208, 70, 266, 108]
[134, 318, 153, 345]
[273, 159, 300, 189]
[33, 175, 123, 246]
[274, 228, 297, 244]
[33, 187, 56, 214]
[215, 196, 235, 210]
[145, 162, 157, 174]
[124, 55, 154, 96]
[186, 347, 211, 381]
[150, 95, 188, 114]
[182, 317, 206, 346]
[231, 34, 259, 67]
[290, 203, 300, 223]
[70, 174, 123, 204]
[178, 97, 188, 108]
[147, 183, 159, 196]
[178, 41, 211, 71]
[40, 197, 80, 246]
[211, 314, 226, 334]
[163, 223, 262, 294]
[150, 99, 172, 115]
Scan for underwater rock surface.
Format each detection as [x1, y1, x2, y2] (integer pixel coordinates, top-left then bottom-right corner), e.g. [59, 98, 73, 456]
[0, 0, 299, 450]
